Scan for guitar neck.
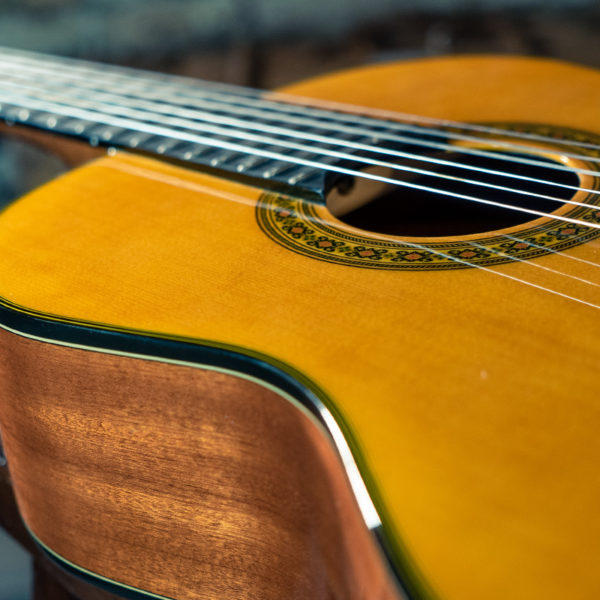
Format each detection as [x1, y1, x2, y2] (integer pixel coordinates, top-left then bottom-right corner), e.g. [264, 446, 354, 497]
[0, 46, 365, 200]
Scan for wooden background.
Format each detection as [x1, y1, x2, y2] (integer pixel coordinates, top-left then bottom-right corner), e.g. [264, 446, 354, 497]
[1, 0, 599, 88]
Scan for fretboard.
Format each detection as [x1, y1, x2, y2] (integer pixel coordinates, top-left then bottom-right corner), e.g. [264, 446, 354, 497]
[0, 46, 412, 201]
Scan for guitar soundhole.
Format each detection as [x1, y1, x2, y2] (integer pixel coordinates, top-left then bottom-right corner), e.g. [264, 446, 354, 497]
[258, 124, 600, 270]
[331, 151, 580, 237]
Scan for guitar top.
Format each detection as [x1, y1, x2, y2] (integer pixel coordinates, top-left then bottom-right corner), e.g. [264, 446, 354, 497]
[0, 48, 599, 599]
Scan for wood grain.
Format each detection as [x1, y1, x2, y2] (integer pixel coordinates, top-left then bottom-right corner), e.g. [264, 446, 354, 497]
[0, 328, 397, 600]
[0, 55, 599, 599]
[0, 466, 123, 600]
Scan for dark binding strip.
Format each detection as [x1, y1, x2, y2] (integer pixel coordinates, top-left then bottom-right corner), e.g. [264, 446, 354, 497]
[34, 535, 173, 600]
[0, 298, 427, 600]
[0, 299, 326, 423]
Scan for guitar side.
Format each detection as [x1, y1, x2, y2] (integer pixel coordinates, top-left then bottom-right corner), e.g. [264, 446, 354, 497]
[0, 55, 600, 599]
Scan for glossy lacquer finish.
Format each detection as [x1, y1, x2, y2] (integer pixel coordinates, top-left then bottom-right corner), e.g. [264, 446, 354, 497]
[0, 56, 599, 599]
[0, 326, 397, 600]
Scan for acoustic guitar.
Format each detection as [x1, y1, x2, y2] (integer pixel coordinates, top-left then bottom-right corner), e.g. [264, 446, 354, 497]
[0, 47, 598, 600]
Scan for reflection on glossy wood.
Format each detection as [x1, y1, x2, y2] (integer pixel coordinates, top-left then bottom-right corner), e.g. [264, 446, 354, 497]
[0, 328, 397, 600]
[0, 55, 599, 600]
[0, 466, 123, 600]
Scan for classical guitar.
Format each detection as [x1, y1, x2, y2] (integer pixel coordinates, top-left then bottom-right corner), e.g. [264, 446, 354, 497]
[0, 47, 599, 600]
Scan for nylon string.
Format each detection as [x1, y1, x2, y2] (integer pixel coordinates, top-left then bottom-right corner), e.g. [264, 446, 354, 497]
[0, 47, 599, 306]
[2, 60, 600, 198]
[1, 48, 600, 174]
[101, 157, 600, 311]
[2, 87, 600, 232]
[2, 46, 600, 159]
[2, 75, 599, 218]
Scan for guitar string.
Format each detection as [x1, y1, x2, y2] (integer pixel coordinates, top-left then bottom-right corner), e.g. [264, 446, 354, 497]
[2, 62, 599, 216]
[102, 157, 600, 307]
[2, 50, 600, 176]
[2, 88, 600, 233]
[2, 78, 599, 216]
[2, 62, 599, 199]
[105, 127, 598, 285]
[504, 232, 600, 270]
[9, 67, 596, 297]
[267, 91, 600, 152]
[344, 232, 600, 308]
[7, 55, 597, 248]
[2, 49, 599, 308]
[3, 52, 600, 179]
[497, 215, 600, 276]
[429, 244, 600, 306]
[1, 48, 595, 282]
[2, 87, 600, 234]
[2, 67, 598, 214]
[468, 241, 600, 287]
[322, 205, 600, 287]
[1, 98, 598, 305]
[2, 46, 600, 158]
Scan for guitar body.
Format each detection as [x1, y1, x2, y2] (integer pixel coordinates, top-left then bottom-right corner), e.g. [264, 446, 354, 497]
[0, 55, 599, 599]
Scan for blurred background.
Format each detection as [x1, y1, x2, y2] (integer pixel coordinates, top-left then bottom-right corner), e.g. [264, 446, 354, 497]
[0, 0, 599, 598]
[1, 0, 599, 88]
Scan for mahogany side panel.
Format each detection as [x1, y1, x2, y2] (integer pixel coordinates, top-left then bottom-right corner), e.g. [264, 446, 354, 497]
[2, 56, 599, 600]
[0, 327, 398, 600]
[0, 465, 123, 600]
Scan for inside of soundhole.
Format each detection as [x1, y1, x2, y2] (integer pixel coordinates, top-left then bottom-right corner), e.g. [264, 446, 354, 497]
[0, 134, 66, 211]
[327, 149, 581, 237]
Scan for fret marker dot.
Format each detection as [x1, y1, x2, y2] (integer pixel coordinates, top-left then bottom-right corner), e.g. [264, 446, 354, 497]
[18, 109, 29, 121]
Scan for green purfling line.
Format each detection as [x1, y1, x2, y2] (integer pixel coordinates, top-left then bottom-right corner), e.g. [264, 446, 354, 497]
[25, 523, 174, 599]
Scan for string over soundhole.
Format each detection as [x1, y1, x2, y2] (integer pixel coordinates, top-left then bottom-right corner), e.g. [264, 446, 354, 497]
[328, 143, 582, 237]
[258, 124, 600, 270]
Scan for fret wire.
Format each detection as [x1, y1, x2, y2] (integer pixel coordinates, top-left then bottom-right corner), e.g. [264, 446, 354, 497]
[2, 57, 600, 192]
[3, 44, 600, 155]
[2, 79, 599, 214]
[2, 88, 600, 233]
[2, 47, 600, 165]
[1, 47, 599, 308]
[3, 71, 600, 200]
